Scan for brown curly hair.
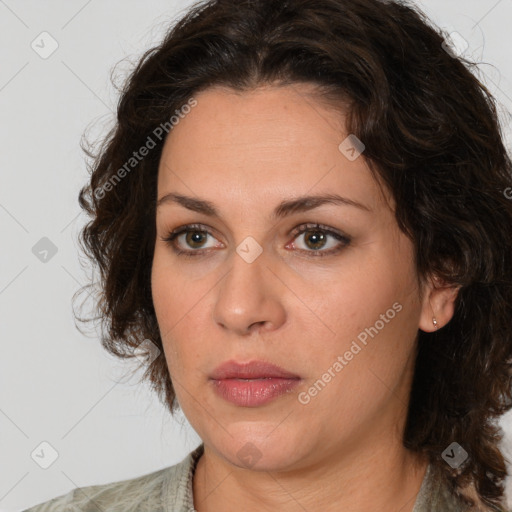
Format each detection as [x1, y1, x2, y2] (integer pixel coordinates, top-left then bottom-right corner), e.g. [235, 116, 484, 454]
[74, 0, 512, 509]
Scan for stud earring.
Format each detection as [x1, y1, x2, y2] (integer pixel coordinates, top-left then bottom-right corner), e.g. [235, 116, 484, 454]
[432, 317, 438, 330]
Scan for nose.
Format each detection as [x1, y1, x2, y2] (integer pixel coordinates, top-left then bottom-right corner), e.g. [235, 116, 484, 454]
[212, 249, 286, 336]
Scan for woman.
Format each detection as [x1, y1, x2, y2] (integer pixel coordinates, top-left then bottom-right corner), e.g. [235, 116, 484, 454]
[24, 0, 512, 510]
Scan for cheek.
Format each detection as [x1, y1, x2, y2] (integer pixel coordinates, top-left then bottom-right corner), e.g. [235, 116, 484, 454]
[310, 259, 406, 330]
[309, 247, 420, 367]
[151, 250, 211, 374]
[303, 298, 418, 425]
[151, 251, 185, 369]
[151, 246, 196, 327]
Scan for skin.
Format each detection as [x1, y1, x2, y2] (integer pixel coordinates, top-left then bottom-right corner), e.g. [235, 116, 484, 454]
[151, 83, 459, 512]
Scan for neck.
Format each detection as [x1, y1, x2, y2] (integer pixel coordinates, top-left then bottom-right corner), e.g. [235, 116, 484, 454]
[193, 434, 429, 512]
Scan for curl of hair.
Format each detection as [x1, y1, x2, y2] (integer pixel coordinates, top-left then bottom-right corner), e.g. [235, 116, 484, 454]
[74, 0, 512, 509]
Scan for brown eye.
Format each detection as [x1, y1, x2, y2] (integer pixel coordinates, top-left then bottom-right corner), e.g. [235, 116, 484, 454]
[162, 222, 350, 259]
[161, 223, 222, 256]
[289, 223, 351, 257]
[185, 230, 209, 249]
[303, 229, 327, 250]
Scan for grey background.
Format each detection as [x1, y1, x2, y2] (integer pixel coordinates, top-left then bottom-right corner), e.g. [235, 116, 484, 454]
[1, 1, 511, 510]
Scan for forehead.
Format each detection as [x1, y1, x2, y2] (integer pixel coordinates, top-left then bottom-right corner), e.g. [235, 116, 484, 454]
[161, 83, 345, 156]
[157, 84, 390, 214]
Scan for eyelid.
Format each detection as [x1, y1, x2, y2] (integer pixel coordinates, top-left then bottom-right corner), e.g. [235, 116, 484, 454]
[161, 223, 224, 252]
[288, 223, 350, 243]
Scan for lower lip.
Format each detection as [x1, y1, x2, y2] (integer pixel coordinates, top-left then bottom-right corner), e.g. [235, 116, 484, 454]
[211, 378, 300, 407]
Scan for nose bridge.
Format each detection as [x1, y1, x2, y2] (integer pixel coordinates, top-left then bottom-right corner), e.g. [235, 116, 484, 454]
[212, 242, 285, 334]
[220, 244, 266, 308]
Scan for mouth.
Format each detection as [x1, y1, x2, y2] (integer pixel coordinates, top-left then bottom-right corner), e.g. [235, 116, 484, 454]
[209, 360, 301, 407]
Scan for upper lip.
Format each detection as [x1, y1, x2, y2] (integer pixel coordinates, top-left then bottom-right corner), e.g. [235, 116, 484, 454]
[210, 360, 300, 380]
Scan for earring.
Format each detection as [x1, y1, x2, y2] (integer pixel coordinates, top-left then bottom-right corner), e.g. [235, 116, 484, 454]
[432, 317, 438, 330]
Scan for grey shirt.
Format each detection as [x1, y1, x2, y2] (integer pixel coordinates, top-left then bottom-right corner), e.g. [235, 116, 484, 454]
[22, 443, 483, 511]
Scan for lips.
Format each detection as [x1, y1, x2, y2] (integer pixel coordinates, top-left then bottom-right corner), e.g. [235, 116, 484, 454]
[209, 360, 301, 407]
[210, 360, 300, 380]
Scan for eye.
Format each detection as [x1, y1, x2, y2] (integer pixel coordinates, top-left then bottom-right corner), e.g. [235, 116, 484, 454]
[160, 222, 351, 258]
[286, 223, 351, 257]
[160, 223, 223, 257]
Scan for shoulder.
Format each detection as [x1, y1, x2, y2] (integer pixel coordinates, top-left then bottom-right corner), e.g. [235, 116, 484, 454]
[22, 465, 172, 512]
[22, 444, 204, 512]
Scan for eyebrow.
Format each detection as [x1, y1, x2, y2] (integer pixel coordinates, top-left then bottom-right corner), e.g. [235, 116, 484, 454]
[156, 192, 371, 219]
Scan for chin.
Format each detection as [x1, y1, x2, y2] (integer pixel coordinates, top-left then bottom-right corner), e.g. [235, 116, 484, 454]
[208, 424, 310, 471]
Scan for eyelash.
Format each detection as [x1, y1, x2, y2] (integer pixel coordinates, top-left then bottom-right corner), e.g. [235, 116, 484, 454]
[160, 223, 351, 259]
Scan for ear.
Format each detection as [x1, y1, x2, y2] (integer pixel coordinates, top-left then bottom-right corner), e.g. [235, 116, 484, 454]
[418, 274, 460, 332]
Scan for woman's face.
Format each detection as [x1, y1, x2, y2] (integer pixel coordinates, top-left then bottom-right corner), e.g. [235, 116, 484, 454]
[151, 83, 431, 471]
